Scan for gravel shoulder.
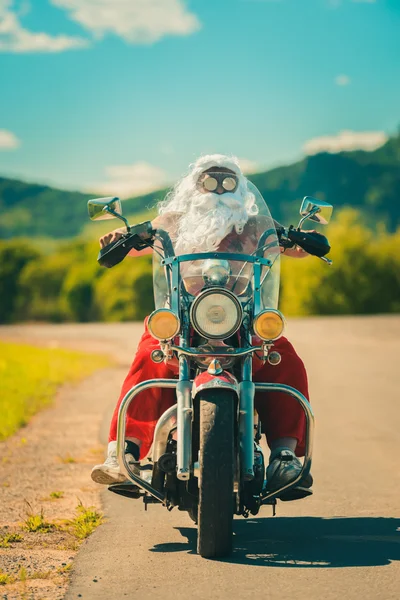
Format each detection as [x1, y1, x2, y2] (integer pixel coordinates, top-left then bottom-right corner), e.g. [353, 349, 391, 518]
[0, 324, 144, 600]
[0, 366, 129, 600]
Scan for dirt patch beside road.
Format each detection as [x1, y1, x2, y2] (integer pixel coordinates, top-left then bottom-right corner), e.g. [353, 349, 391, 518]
[0, 359, 128, 599]
[0, 323, 143, 599]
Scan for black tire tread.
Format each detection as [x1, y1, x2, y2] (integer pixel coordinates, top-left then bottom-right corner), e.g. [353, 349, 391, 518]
[197, 390, 235, 558]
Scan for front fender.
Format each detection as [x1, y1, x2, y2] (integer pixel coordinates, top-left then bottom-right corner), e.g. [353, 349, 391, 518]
[192, 370, 239, 398]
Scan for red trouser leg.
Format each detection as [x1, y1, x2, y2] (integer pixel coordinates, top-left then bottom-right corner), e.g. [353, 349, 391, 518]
[109, 324, 309, 460]
[253, 337, 309, 457]
[108, 322, 177, 459]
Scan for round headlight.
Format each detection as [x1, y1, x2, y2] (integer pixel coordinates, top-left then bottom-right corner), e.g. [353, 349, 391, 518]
[190, 288, 242, 340]
[253, 309, 285, 341]
[148, 309, 180, 341]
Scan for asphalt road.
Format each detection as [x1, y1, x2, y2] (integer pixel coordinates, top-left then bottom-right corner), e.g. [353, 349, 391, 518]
[2, 316, 399, 600]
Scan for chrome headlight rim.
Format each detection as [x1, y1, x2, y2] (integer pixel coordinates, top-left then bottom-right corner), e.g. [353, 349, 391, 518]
[147, 308, 181, 341]
[253, 308, 285, 341]
[190, 287, 243, 340]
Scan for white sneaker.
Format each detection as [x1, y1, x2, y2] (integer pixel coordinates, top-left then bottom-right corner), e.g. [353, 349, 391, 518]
[91, 441, 140, 485]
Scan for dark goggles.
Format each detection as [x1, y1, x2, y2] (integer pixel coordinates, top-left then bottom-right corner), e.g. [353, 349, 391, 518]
[198, 171, 239, 194]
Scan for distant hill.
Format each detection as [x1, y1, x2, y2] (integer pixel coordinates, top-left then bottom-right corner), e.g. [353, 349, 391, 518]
[249, 131, 400, 230]
[1, 131, 399, 239]
[0, 178, 165, 239]
[0, 178, 91, 239]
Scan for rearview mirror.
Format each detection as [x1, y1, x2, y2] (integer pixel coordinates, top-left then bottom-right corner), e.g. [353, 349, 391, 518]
[299, 197, 333, 226]
[88, 197, 123, 221]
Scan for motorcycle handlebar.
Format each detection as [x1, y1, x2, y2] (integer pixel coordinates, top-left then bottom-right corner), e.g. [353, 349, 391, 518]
[97, 222, 331, 268]
[285, 227, 331, 258]
[97, 221, 154, 268]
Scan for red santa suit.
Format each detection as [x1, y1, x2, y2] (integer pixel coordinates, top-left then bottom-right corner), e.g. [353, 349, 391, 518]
[108, 320, 308, 460]
[108, 221, 309, 459]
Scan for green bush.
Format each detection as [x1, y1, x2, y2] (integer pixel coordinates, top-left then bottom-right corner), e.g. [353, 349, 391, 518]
[2, 211, 399, 324]
[61, 259, 104, 322]
[0, 241, 40, 323]
[93, 255, 153, 321]
[280, 209, 400, 315]
[17, 253, 73, 321]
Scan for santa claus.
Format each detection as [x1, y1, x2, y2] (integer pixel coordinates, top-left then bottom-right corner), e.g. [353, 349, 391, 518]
[91, 154, 313, 495]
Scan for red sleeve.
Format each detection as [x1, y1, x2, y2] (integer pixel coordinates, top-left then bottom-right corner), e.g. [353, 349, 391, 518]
[128, 247, 153, 258]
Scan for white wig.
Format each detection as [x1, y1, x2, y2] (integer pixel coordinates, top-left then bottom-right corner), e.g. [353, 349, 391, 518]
[158, 154, 258, 253]
[159, 154, 248, 213]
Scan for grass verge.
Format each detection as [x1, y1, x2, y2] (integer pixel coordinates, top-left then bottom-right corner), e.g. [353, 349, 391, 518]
[18, 501, 103, 540]
[22, 508, 55, 533]
[0, 533, 23, 548]
[0, 570, 15, 585]
[65, 502, 104, 540]
[0, 504, 103, 590]
[0, 340, 110, 441]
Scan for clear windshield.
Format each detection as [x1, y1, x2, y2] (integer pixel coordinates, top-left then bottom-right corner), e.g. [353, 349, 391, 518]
[152, 181, 280, 310]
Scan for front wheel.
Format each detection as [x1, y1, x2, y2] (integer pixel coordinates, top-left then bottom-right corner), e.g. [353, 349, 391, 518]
[197, 389, 235, 558]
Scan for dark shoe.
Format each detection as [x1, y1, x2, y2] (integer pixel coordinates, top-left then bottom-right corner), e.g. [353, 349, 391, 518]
[266, 448, 313, 496]
[125, 440, 141, 477]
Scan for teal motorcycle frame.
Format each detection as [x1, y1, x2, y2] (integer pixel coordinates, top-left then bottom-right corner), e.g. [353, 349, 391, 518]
[115, 241, 314, 516]
[88, 191, 333, 558]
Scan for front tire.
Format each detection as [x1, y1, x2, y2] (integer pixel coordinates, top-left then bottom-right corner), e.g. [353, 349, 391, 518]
[197, 389, 235, 558]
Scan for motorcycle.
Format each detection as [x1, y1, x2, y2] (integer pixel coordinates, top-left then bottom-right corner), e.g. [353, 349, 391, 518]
[88, 183, 333, 558]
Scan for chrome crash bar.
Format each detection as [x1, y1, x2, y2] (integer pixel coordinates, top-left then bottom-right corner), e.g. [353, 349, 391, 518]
[254, 383, 314, 501]
[117, 379, 178, 504]
[116, 380, 314, 505]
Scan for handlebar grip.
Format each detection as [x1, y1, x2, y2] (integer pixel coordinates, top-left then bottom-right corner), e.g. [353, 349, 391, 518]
[287, 229, 331, 258]
[97, 221, 155, 268]
[98, 235, 135, 268]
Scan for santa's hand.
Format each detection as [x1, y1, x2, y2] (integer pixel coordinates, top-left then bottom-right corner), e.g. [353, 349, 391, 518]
[99, 228, 126, 248]
[281, 245, 309, 258]
[283, 229, 325, 259]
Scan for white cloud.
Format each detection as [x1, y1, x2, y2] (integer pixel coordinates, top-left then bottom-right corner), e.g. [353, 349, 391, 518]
[91, 161, 170, 198]
[335, 74, 351, 86]
[0, 0, 88, 53]
[0, 129, 20, 149]
[238, 158, 259, 174]
[303, 130, 388, 155]
[51, 0, 201, 44]
[15, 0, 30, 17]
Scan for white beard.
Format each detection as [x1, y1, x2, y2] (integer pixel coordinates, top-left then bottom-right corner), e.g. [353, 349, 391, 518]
[172, 191, 250, 254]
[158, 155, 259, 254]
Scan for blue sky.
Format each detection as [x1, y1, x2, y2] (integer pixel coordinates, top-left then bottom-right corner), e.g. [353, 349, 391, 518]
[0, 0, 399, 197]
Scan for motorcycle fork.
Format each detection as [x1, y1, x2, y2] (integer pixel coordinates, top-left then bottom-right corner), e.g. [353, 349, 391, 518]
[176, 354, 193, 481]
[239, 355, 255, 481]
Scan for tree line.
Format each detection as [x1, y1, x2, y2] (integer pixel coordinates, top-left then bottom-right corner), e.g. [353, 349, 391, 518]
[1, 209, 399, 325]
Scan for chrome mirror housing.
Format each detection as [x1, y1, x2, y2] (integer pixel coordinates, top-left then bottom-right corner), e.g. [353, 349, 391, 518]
[299, 197, 333, 226]
[88, 197, 123, 221]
